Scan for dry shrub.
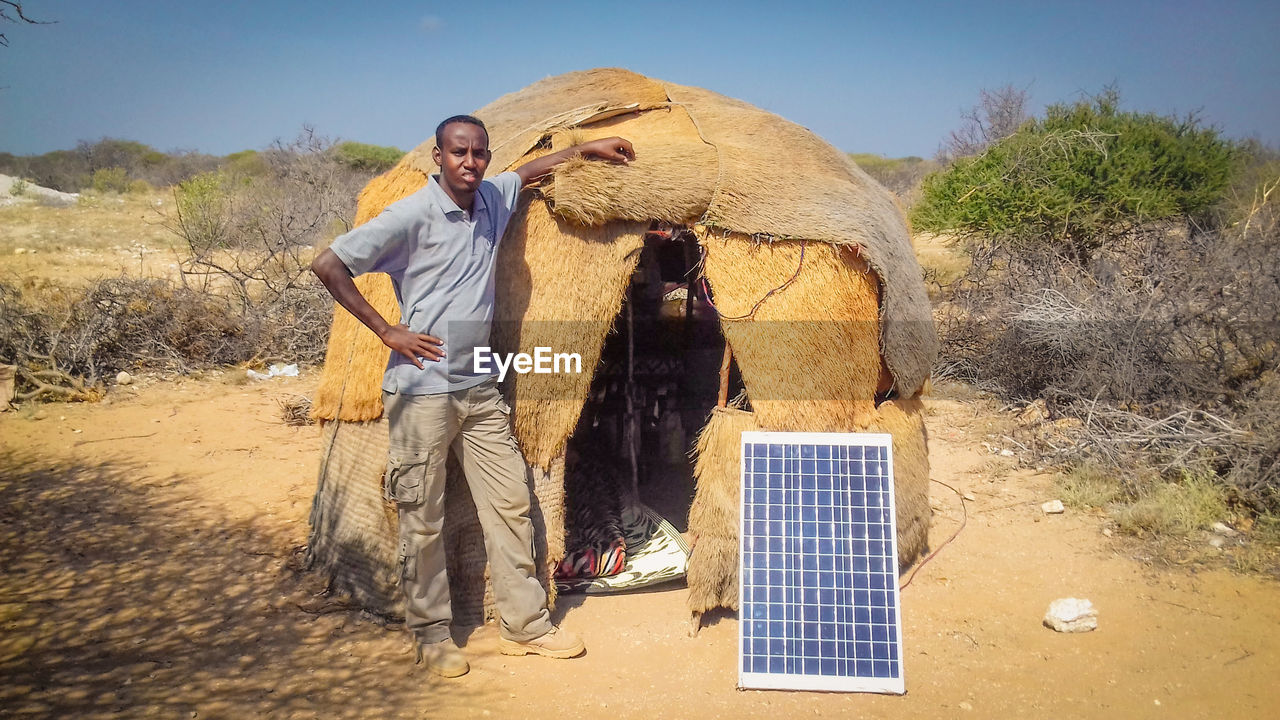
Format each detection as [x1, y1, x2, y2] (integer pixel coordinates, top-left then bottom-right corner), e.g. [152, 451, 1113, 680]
[169, 128, 366, 308]
[0, 276, 332, 401]
[1, 128, 372, 404]
[936, 208, 1280, 510]
[277, 394, 314, 426]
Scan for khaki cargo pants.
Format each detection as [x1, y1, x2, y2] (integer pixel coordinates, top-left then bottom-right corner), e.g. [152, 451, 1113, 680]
[383, 379, 552, 644]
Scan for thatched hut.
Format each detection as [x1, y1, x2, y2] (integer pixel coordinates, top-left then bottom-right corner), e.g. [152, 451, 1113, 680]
[304, 68, 938, 632]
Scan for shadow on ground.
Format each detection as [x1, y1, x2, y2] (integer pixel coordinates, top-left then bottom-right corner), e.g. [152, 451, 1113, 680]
[0, 450, 479, 718]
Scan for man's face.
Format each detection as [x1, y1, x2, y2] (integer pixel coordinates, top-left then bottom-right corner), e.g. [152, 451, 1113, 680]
[432, 122, 490, 198]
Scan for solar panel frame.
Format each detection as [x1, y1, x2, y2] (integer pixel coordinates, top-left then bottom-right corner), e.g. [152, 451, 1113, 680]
[737, 431, 905, 694]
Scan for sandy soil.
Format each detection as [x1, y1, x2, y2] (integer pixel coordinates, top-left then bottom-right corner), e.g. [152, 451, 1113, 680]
[1, 373, 1277, 719]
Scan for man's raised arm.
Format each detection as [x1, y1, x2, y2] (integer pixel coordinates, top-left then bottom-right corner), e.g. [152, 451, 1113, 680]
[514, 136, 634, 186]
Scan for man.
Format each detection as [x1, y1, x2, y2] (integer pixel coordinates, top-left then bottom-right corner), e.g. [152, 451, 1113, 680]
[311, 115, 634, 678]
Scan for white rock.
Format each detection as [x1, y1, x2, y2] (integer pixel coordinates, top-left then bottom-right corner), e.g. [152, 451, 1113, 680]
[1044, 598, 1097, 633]
[116, 371, 133, 386]
[1211, 521, 1239, 538]
[1041, 500, 1066, 514]
[1208, 534, 1226, 549]
[1000, 448, 1015, 457]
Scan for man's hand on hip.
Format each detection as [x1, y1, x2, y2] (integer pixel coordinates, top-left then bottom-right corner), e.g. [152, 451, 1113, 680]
[380, 324, 445, 369]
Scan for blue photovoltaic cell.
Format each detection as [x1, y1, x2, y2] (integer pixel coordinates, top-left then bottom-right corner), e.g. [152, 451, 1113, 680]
[738, 432, 904, 694]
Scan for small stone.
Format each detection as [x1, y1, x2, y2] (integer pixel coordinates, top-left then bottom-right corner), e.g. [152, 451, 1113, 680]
[962, 492, 976, 502]
[1211, 522, 1239, 538]
[958, 701, 974, 711]
[1041, 500, 1066, 514]
[13, 248, 26, 255]
[116, 371, 133, 386]
[999, 449, 1015, 457]
[1044, 598, 1097, 633]
[1102, 527, 1113, 537]
[1208, 535, 1226, 549]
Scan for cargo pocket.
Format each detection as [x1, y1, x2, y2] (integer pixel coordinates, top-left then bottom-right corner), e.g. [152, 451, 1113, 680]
[384, 448, 432, 505]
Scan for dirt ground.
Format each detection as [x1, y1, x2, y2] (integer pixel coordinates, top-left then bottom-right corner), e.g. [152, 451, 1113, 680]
[0, 372, 1276, 720]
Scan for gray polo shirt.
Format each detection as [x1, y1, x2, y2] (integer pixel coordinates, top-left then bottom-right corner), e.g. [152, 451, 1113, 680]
[329, 171, 523, 394]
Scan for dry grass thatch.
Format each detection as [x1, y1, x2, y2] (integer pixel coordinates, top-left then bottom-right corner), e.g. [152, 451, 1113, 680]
[700, 233, 887, 431]
[686, 406, 759, 627]
[539, 104, 717, 227]
[867, 396, 932, 567]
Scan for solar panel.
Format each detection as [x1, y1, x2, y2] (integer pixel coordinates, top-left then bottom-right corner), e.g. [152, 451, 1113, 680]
[738, 431, 905, 694]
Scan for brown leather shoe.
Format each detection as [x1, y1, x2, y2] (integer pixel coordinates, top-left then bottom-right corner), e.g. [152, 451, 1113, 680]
[415, 637, 469, 677]
[498, 626, 585, 659]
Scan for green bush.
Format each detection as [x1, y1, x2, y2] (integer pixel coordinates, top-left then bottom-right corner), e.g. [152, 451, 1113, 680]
[173, 172, 234, 248]
[333, 141, 404, 173]
[224, 149, 269, 176]
[90, 167, 132, 194]
[912, 90, 1238, 256]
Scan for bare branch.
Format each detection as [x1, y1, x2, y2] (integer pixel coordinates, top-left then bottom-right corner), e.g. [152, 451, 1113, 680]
[0, 1, 55, 47]
[939, 84, 1032, 162]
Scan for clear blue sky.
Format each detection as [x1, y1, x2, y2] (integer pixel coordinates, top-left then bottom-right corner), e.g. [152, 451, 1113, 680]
[1, 0, 1276, 158]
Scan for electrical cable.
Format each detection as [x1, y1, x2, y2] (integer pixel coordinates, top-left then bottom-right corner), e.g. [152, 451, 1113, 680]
[899, 479, 968, 591]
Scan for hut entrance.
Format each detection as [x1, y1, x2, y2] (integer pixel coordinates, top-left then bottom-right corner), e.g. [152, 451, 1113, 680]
[556, 226, 742, 584]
